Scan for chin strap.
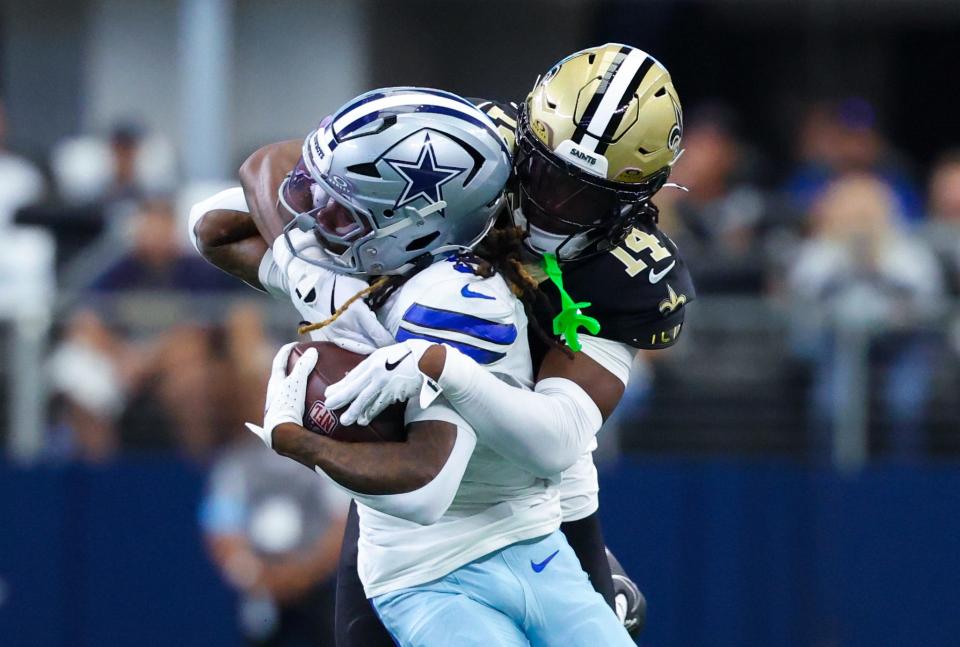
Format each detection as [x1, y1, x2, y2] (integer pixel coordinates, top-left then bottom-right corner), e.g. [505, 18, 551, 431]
[542, 253, 600, 352]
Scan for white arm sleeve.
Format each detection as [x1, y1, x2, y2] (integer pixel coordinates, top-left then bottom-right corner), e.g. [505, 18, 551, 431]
[436, 347, 602, 478]
[578, 334, 636, 387]
[187, 186, 249, 253]
[313, 400, 475, 525]
[256, 248, 291, 300]
[187, 186, 290, 298]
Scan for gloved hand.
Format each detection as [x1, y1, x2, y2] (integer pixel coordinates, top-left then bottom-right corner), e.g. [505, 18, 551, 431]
[246, 342, 318, 449]
[273, 230, 395, 355]
[324, 339, 440, 426]
[606, 547, 647, 637]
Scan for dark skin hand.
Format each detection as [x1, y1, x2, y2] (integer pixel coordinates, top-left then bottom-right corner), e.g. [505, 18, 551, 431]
[272, 420, 457, 495]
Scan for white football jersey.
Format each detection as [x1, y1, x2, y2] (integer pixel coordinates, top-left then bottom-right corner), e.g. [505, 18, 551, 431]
[355, 257, 562, 597]
[189, 190, 588, 544]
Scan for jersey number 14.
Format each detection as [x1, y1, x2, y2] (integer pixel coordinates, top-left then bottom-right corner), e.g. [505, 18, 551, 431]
[610, 228, 672, 278]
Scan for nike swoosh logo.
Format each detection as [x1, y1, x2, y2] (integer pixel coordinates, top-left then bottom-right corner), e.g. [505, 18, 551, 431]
[329, 275, 337, 314]
[648, 261, 676, 284]
[385, 350, 411, 371]
[531, 549, 560, 573]
[461, 284, 495, 300]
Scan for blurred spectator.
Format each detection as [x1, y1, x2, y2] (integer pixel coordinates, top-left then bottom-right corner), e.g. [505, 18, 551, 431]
[0, 98, 45, 228]
[200, 438, 348, 646]
[49, 121, 176, 212]
[922, 151, 960, 294]
[788, 174, 944, 459]
[658, 104, 769, 293]
[45, 303, 272, 461]
[783, 99, 922, 222]
[45, 311, 125, 461]
[89, 198, 238, 292]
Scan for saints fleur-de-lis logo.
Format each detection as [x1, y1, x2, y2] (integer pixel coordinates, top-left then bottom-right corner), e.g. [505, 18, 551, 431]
[659, 284, 687, 314]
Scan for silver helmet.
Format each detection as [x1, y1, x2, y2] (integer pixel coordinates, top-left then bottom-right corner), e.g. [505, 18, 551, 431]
[279, 87, 512, 275]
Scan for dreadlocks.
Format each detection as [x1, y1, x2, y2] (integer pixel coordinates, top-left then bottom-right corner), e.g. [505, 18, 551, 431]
[297, 276, 390, 335]
[471, 225, 569, 357]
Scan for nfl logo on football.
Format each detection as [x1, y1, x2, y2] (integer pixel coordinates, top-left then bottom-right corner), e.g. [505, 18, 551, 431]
[307, 401, 340, 436]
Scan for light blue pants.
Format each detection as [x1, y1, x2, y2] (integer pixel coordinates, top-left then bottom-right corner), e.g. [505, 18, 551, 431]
[371, 530, 634, 647]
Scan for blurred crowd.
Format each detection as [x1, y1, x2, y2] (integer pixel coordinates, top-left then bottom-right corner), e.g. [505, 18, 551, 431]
[1, 98, 351, 644]
[2, 94, 960, 465]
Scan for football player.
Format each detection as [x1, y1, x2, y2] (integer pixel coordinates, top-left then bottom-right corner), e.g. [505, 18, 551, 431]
[322, 43, 691, 639]
[192, 43, 690, 643]
[236, 87, 634, 645]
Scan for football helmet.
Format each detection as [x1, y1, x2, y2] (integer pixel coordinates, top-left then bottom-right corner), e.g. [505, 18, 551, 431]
[514, 43, 683, 260]
[279, 87, 511, 275]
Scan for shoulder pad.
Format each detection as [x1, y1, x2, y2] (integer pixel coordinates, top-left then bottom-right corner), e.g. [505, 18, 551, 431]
[537, 224, 696, 350]
[393, 258, 520, 365]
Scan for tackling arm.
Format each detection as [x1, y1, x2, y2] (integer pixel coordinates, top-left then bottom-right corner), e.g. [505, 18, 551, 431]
[193, 209, 268, 288]
[189, 138, 302, 290]
[326, 335, 632, 479]
[238, 139, 301, 242]
[421, 338, 628, 477]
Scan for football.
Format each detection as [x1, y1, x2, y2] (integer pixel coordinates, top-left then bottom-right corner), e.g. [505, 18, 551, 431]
[286, 341, 406, 443]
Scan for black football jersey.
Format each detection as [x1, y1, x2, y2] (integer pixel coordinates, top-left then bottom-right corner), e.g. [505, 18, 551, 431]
[471, 98, 696, 353]
[535, 223, 696, 351]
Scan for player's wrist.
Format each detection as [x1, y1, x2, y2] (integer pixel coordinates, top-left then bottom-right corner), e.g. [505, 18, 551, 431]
[271, 421, 328, 464]
[435, 345, 476, 395]
[270, 421, 302, 446]
[417, 344, 446, 380]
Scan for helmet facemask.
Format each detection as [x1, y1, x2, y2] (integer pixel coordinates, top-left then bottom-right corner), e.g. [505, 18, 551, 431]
[512, 105, 668, 262]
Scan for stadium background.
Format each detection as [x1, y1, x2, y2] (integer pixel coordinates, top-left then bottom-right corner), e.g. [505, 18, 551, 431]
[1, 0, 959, 645]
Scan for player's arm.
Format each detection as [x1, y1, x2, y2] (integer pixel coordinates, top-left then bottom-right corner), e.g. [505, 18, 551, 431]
[188, 137, 303, 290]
[193, 209, 267, 288]
[238, 139, 301, 242]
[418, 336, 630, 476]
[326, 336, 629, 478]
[189, 186, 299, 298]
[256, 345, 474, 525]
[272, 419, 456, 495]
[189, 136, 302, 284]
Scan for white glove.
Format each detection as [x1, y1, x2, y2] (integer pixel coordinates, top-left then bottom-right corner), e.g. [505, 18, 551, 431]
[324, 339, 441, 426]
[247, 342, 318, 448]
[273, 231, 395, 355]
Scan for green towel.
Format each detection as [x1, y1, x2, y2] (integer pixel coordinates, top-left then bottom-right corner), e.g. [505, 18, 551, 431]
[541, 253, 601, 352]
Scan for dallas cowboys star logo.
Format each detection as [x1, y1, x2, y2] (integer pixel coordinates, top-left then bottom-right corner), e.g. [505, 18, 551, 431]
[384, 134, 466, 214]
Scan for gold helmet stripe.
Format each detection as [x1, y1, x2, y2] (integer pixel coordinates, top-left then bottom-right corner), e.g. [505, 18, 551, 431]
[574, 47, 653, 153]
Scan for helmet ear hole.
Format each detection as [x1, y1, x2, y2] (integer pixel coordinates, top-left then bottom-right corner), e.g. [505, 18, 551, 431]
[654, 86, 667, 97]
[347, 162, 381, 178]
[405, 231, 441, 251]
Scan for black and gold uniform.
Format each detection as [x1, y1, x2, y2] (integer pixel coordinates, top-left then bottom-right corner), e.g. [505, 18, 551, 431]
[474, 98, 695, 358]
